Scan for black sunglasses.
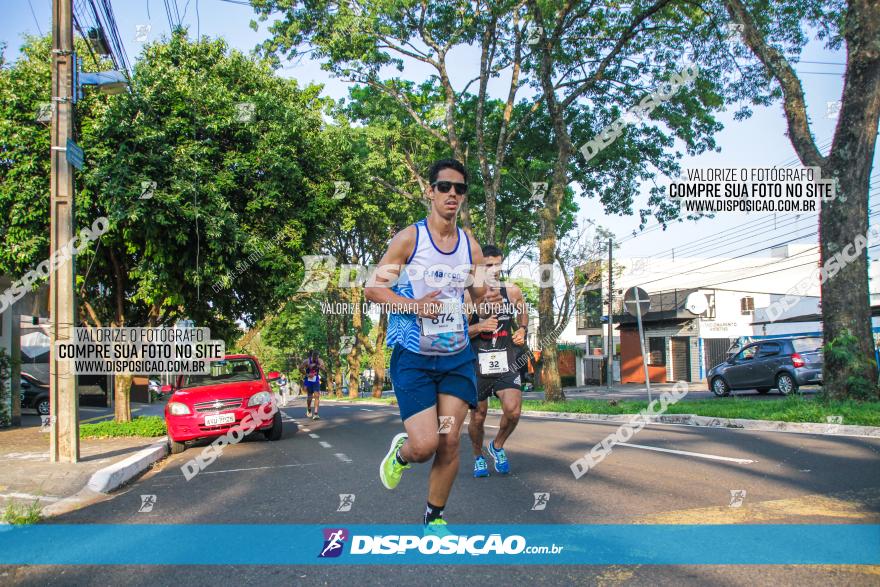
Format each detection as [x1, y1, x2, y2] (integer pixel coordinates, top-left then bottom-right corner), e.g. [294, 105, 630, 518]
[432, 181, 468, 195]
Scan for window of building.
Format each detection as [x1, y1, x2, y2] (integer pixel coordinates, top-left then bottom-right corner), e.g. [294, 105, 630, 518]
[740, 296, 755, 315]
[577, 288, 603, 330]
[647, 337, 666, 366]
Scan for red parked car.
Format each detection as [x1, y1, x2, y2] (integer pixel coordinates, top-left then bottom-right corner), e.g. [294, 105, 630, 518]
[163, 354, 283, 454]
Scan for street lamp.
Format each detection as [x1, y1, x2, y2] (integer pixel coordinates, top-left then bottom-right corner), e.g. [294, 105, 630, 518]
[79, 70, 128, 95]
[73, 55, 129, 102]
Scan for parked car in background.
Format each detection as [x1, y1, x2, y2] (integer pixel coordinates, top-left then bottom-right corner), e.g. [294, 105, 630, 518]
[20, 372, 50, 415]
[707, 336, 824, 396]
[163, 354, 284, 454]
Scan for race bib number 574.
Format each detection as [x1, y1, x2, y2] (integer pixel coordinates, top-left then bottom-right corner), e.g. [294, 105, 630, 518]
[420, 299, 464, 336]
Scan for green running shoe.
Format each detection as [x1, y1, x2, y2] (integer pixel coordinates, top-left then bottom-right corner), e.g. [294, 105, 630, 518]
[423, 518, 454, 538]
[379, 432, 410, 490]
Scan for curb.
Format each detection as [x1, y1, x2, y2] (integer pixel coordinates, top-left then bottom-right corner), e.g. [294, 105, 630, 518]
[489, 409, 880, 438]
[321, 399, 396, 406]
[86, 437, 169, 494]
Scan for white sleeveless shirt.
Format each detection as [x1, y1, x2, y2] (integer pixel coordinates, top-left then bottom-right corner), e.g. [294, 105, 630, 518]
[386, 219, 472, 356]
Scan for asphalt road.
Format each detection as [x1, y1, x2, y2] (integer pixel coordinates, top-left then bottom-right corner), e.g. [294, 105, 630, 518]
[3, 398, 879, 586]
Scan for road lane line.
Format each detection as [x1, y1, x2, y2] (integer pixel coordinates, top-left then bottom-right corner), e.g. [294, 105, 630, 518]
[618, 442, 756, 464]
[360, 408, 373, 411]
[463, 419, 499, 429]
[319, 441, 333, 448]
[334, 453, 352, 463]
[186, 462, 322, 476]
[309, 433, 319, 439]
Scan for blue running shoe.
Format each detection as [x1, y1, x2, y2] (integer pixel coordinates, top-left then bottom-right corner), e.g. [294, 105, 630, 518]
[473, 455, 490, 478]
[423, 518, 454, 538]
[488, 441, 509, 474]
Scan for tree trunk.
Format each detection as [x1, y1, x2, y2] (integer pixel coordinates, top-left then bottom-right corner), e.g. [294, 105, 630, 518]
[821, 157, 877, 399]
[333, 367, 343, 398]
[114, 373, 132, 422]
[537, 173, 568, 402]
[820, 1, 880, 399]
[723, 0, 880, 399]
[347, 288, 363, 398]
[371, 311, 388, 398]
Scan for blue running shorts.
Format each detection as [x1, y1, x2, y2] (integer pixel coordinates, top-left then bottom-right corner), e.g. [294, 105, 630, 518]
[389, 344, 477, 421]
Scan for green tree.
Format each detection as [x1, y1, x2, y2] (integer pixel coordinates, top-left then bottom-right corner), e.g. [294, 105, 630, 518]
[717, 0, 879, 399]
[1, 33, 339, 421]
[523, 0, 725, 399]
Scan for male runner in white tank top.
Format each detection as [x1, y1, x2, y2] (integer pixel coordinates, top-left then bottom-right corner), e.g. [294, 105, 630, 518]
[365, 158, 500, 535]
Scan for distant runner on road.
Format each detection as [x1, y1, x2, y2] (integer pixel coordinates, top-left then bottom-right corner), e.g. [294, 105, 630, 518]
[365, 158, 499, 535]
[300, 350, 325, 420]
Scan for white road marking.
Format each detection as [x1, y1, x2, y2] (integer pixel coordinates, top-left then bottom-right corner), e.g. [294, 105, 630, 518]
[301, 428, 311, 433]
[463, 419, 499, 429]
[309, 433, 319, 439]
[187, 463, 321, 476]
[334, 453, 352, 463]
[319, 441, 333, 448]
[0, 492, 59, 502]
[617, 442, 757, 464]
[360, 408, 373, 412]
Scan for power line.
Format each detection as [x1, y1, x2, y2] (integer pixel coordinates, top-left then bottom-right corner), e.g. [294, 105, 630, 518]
[640, 159, 872, 263]
[674, 208, 880, 290]
[636, 183, 879, 273]
[621, 138, 835, 250]
[796, 60, 845, 66]
[26, 0, 43, 36]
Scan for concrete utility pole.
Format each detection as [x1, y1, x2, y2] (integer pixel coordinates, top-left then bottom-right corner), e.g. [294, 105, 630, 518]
[606, 238, 613, 390]
[49, 0, 79, 463]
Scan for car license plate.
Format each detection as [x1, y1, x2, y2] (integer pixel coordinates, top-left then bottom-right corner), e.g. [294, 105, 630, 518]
[205, 413, 235, 427]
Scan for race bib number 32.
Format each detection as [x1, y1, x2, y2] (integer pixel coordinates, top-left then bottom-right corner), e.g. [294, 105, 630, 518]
[478, 351, 508, 375]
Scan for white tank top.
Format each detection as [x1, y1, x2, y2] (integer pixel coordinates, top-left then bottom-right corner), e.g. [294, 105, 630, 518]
[387, 218, 472, 355]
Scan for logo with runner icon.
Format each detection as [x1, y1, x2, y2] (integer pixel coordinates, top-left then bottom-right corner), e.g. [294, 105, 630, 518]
[319, 528, 349, 558]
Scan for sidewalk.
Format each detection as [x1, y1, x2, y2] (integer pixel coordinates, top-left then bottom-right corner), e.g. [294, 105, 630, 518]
[0, 423, 164, 518]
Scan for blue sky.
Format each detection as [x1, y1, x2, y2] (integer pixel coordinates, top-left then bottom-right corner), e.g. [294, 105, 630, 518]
[3, 0, 873, 266]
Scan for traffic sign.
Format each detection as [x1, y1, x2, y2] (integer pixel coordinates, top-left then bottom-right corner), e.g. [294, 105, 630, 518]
[623, 287, 650, 317]
[66, 139, 84, 170]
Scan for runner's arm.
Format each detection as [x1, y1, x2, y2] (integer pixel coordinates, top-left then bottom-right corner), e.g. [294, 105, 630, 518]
[464, 291, 490, 339]
[507, 284, 528, 346]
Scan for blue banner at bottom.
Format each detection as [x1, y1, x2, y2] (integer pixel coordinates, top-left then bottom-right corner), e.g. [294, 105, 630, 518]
[0, 524, 877, 565]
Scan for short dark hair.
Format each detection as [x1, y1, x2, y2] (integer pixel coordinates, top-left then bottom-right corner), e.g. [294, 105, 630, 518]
[428, 158, 468, 185]
[481, 244, 503, 258]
